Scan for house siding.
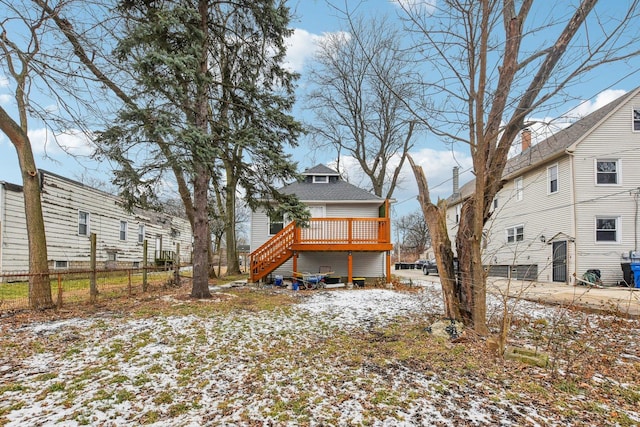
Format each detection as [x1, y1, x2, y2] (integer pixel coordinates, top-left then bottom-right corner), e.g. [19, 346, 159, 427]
[446, 90, 640, 286]
[0, 172, 193, 274]
[480, 155, 574, 283]
[253, 202, 387, 280]
[570, 101, 640, 284]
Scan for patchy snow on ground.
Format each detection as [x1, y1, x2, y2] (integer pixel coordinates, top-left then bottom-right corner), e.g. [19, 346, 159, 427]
[1, 282, 639, 426]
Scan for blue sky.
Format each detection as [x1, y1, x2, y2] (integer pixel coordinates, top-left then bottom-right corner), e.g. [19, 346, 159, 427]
[1, 0, 640, 219]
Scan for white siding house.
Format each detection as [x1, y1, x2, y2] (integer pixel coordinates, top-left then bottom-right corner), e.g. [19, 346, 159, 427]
[446, 87, 640, 287]
[250, 164, 393, 284]
[0, 170, 192, 274]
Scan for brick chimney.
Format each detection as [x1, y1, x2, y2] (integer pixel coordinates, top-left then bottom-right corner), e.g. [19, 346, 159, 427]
[522, 128, 532, 151]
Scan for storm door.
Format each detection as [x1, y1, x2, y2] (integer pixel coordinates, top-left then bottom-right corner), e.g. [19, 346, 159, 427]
[552, 240, 567, 282]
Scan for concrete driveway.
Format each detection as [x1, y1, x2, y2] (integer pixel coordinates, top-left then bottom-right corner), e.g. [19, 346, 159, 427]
[393, 267, 640, 318]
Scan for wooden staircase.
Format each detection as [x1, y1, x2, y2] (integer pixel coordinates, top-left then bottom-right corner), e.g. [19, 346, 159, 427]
[250, 222, 296, 283]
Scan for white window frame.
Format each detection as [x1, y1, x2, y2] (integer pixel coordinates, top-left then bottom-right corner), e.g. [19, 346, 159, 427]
[120, 221, 128, 241]
[547, 164, 558, 194]
[138, 224, 145, 243]
[313, 175, 328, 183]
[595, 159, 621, 186]
[78, 211, 90, 236]
[633, 107, 640, 132]
[515, 177, 524, 201]
[595, 216, 620, 243]
[269, 211, 284, 235]
[506, 225, 524, 244]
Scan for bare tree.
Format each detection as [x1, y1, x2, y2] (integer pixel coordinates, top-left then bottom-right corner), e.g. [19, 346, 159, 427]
[401, 0, 640, 334]
[305, 13, 419, 198]
[394, 210, 430, 259]
[0, 2, 58, 309]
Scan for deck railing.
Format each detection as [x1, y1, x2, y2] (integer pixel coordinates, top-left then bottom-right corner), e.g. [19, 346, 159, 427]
[249, 217, 391, 282]
[296, 218, 390, 245]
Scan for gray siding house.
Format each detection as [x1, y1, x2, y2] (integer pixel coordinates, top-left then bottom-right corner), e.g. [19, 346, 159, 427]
[250, 164, 393, 284]
[0, 170, 192, 275]
[446, 87, 640, 286]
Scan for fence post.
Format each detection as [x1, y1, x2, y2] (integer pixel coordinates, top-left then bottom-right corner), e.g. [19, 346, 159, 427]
[57, 273, 63, 309]
[143, 240, 148, 292]
[174, 243, 180, 286]
[90, 233, 98, 303]
[128, 269, 132, 297]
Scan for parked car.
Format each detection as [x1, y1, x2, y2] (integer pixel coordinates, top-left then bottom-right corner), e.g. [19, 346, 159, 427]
[414, 259, 429, 268]
[422, 259, 438, 275]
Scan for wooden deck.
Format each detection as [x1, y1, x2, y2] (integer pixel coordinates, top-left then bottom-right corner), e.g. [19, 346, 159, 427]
[250, 217, 392, 283]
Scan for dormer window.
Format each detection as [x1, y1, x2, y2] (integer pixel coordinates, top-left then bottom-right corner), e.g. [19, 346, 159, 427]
[634, 108, 640, 131]
[313, 175, 328, 183]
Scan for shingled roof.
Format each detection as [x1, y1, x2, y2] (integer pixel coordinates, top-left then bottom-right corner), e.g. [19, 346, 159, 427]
[450, 87, 640, 203]
[279, 164, 383, 202]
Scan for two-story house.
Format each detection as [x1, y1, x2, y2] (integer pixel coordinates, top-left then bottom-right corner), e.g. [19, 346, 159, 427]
[446, 87, 640, 287]
[249, 164, 393, 285]
[0, 170, 192, 275]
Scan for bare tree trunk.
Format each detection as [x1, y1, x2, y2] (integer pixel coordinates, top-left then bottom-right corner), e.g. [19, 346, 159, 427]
[191, 164, 211, 298]
[224, 170, 240, 276]
[407, 155, 461, 320]
[189, 0, 212, 299]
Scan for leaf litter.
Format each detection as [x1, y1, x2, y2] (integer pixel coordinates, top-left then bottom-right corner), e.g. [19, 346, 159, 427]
[0, 280, 639, 426]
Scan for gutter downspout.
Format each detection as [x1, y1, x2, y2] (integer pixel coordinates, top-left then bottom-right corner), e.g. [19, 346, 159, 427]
[566, 149, 578, 285]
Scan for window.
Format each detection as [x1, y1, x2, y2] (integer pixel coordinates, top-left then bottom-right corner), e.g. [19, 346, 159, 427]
[455, 205, 460, 224]
[78, 211, 90, 236]
[120, 221, 127, 240]
[54, 260, 68, 269]
[548, 164, 558, 194]
[596, 160, 619, 185]
[515, 177, 523, 201]
[596, 217, 618, 242]
[138, 224, 145, 243]
[634, 108, 640, 131]
[269, 211, 284, 235]
[108, 252, 117, 262]
[313, 175, 328, 183]
[506, 225, 524, 243]
[493, 198, 498, 210]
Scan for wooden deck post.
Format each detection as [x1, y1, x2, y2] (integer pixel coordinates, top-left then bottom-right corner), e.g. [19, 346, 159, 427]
[348, 250, 353, 284]
[386, 250, 391, 283]
[293, 251, 298, 275]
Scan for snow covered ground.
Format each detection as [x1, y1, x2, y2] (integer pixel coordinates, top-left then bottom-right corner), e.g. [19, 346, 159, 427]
[1, 281, 638, 426]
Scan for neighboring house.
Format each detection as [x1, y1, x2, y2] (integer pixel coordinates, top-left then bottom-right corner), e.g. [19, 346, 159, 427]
[446, 87, 640, 287]
[249, 164, 393, 284]
[0, 170, 192, 275]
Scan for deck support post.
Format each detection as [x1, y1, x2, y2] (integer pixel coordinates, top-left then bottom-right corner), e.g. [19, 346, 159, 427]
[292, 251, 298, 276]
[386, 250, 391, 283]
[347, 250, 353, 285]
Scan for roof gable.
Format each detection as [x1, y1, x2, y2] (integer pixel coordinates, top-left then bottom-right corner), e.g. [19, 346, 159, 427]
[280, 164, 383, 202]
[449, 87, 640, 203]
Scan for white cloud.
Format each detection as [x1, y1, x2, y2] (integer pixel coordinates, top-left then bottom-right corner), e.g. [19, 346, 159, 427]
[0, 75, 8, 87]
[390, 0, 436, 14]
[329, 147, 473, 215]
[566, 89, 627, 119]
[0, 94, 11, 106]
[28, 128, 95, 157]
[285, 29, 349, 72]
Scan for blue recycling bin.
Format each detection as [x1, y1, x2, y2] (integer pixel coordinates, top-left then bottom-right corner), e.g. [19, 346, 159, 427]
[630, 263, 640, 288]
